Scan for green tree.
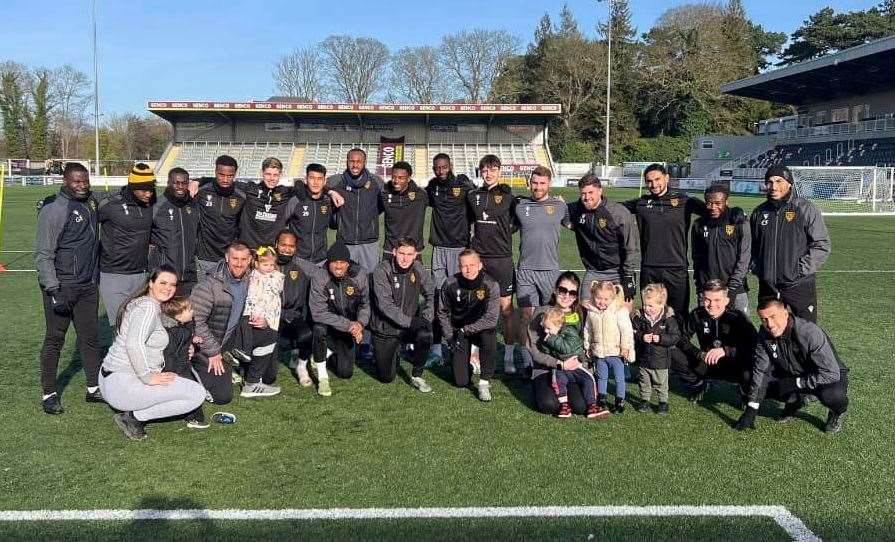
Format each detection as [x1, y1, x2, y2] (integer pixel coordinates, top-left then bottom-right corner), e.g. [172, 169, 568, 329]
[27, 69, 53, 160]
[779, 2, 895, 65]
[0, 63, 28, 158]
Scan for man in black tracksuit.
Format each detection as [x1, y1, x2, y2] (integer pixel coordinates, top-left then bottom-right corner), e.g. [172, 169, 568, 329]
[691, 184, 750, 315]
[751, 165, 830, 322]
[326, 149, 385, 275]
[370, 238, 435, 391]
[236, 157, 294, 249]
[309, 241, 371, 384]
[287, 163, 336, 264]
[195, 155, 246, 275]
[274, 230, 316, 388]
[736, 298, 848, 434]
[379, 161, 428, 257]
[437, 249, 501, 402]
[97, 164, 156, 327]
[625, 164, 707, 318]
[150, 167, 199, 296]
[567, 174, 639, 301]
[35, 162, 102, 413]
[676, 280, 758, 402]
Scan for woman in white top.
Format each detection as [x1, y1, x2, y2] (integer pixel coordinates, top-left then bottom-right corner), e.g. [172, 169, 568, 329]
[99, 265, 205, 440]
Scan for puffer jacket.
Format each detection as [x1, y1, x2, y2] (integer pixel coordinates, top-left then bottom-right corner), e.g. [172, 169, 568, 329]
[631, 306, 681, 370]
[582, 299, 635, 361]
[190, 260, 249, 359]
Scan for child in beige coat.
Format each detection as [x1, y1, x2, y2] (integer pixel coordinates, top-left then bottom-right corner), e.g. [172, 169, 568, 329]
[582, 281, 635, 413]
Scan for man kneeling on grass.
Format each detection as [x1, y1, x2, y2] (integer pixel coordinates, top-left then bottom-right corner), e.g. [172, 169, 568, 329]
[736, 298, 849, 434]
[369, 237, 436, 393]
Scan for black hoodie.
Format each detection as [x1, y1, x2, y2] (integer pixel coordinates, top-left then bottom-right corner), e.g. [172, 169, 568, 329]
[195, 181, 245, 261]
[150, 188, 199, 282]
[426, 172, 476, 248]
[97, 186, 154, 274]
[624, 190, 706, 268]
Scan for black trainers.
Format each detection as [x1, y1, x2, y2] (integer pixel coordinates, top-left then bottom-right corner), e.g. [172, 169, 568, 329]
[635, 401, 651, 413]
[613, 398, 625, 414]
[657, 402, 669, 416]
[85, 388, 106, 404]
[824, 411, 846, 434]
[114, 411, 147, 441]
[688, 380, 707, 403]
[777, 397, 806, 423]
[42, 393, 64, 415]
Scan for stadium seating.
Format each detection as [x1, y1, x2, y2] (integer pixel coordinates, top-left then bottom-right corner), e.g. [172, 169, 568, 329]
[164, 141, 295, 179]
[740, 137, 895, 168]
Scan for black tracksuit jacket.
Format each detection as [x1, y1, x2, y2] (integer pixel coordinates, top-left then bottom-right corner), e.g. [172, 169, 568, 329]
[691, 207, 751, 294]
[624, 191, 706, 269]
[35, 187, 100, 290]
[280, 257, 315, 324]
[467, 183, 518, 258]
[326, 169, 384, 245]
[426, 173, 476, 248]
[97, 187, 153, 274]
[379, 180, 428, 252]
[436, 272, 500, 341]
[150, 190, 199, 283]
[568, 197, 640, 277]
[195, 182, 246, 262]
[370, 259, 435, 337]
[679, 306, 757, 364]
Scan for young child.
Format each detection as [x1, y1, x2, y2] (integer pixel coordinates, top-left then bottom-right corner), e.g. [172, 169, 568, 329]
[538, 307, 605, 419]
[631, 283, 681, 415]
[244, 246, 285, 332]
[582, 281, 635, 414]
[160, 297, 207, 429]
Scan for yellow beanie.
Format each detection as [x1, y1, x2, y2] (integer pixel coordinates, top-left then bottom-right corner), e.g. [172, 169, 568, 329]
[128, 163, 156, 188]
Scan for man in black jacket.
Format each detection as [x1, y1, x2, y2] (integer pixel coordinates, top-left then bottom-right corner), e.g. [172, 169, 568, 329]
[286, 163, 336, 264]
[195, 155, 245, 276]
[275, 230, 316, 387]
[692, 184, 750, 315]
[98, 163, 156, 327]
[676, 280, 758, 403]
[379, 161, 428, 258]
[736, 298, 848, 434]
[625, 163, 707, 317]
[150, 167, 199, 296]
[35, 162, 102, 413]
[437, 249, 501, 402]
[308, 240, 371, 396]
[370, 237, 435, 392]
[751, 165, 830, 322]
[327, 148, 384, 275]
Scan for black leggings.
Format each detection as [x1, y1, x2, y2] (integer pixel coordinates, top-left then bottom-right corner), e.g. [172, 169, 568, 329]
[40, 285, 101, 394]
[232, 317, 281, 384]
[532, 372, 588, 415]
[372, 327, 433, 383]
[672, 348, 751, 395]
[759, 278, 818, 322]
[450, 329, 497, 387]
[766, 370, 849, 415]
[280, 318, 313, 360]
[312, 324, 356, 379]
[641, 266, 690, 318]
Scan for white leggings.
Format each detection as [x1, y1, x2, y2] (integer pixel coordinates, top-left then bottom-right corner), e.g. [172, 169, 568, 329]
[99, 371, 206, 422]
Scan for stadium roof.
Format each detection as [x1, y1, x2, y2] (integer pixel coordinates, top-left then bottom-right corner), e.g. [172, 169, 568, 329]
[148, 101, 561, 122]
[721, 34, 895, 105]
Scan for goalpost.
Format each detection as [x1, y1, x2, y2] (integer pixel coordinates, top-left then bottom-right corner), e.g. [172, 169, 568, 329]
[789, 166, 895, 216]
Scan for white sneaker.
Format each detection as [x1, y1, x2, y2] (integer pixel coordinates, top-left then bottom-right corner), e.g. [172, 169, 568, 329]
[478, 380, 492, 402]
[410, 376, 432, 393]
[296, 366, 312, 387]
[240, 382, 281, 398]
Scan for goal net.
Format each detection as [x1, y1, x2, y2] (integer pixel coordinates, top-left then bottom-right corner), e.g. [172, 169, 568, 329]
[789, 166, 895, 216]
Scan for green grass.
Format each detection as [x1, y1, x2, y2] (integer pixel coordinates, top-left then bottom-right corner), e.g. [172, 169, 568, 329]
[1, 185, 894, 541]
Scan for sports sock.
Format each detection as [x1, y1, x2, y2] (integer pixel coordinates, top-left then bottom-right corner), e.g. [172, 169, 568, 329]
[86, 386, 98, 394]
[315, 362, 329, 380]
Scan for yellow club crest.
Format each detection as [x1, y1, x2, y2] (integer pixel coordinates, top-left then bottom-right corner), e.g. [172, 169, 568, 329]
[452, 187, 461, 198]
[408, 191, 416, 201]
[290, 270, 299, 281]
[545, 205, 555, 215]
[598, 218, 608, 229]
[670, 198, 680, 207]
[494, 194, 503, 204]
[89, 200, 97, 210]
[785, 211, 796, 222]
[228, 197, 239, 209]
[320, 205, 328, 214]
[345, 285, 355, 296]
[364, 181, 371, 190]
[184, 206, 191, 214]
[725, 224, 735, 236]
[475, 288, 486, 300]
[410, 273, 416, 283]
[273, 192, 282, 202]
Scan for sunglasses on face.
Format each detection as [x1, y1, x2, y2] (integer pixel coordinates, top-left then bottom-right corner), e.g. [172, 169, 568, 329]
[555, 286, 578, 298]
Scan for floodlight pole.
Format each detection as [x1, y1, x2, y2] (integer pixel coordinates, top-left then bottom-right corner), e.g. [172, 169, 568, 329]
[604, 0, 612, 172]
[92, 0, 101, 176]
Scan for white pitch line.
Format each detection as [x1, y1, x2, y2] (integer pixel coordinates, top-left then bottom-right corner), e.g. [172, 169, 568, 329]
[0, 505, 820, 541]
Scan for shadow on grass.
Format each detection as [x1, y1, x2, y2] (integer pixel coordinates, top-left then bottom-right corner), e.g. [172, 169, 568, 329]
[56, 313, 115, 396]
[119, 495, 217, 541]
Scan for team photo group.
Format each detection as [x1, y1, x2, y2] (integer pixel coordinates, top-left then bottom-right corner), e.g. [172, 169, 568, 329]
[35, 148, 849, 440]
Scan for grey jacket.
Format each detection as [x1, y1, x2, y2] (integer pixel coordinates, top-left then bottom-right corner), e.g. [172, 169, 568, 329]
[369, 259, 434, 336]
[101, 296, 168, 384]
[35, 188, 99, 291]
[190, 260, 249, 359]
[748, 315, 847, 403]
[309, 262, 371, 332]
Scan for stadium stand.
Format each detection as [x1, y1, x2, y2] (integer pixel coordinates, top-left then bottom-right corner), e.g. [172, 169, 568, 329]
[740, 138, 895, 169]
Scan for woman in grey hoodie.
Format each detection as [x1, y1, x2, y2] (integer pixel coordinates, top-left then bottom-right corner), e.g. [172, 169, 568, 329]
[99, 265, 206, 440]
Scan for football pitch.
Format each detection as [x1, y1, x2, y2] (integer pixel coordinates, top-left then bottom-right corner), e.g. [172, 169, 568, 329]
[0, 184, 893, 541]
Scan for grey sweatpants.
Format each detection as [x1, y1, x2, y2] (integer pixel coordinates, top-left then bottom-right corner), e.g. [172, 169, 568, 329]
[581, 269, 622, 300]
[99, 272, 146, 327]
[431, 246, 465, 290]
[99, 371, 206, 422]
[639, 368, 669, 403]
[515, 268, 560, 308]
[347, 242, 379, 276]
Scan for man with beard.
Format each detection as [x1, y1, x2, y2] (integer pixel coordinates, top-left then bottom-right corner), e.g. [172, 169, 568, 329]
[195, 155, 246, 276]
[326, 148, 384, 275]
[379, 161, 428, 259]
[150, 167, 199, 296]
[274, 230, 317, 387]
[35, 162, 102, 412]
[286, 163, 337, 264]
[98, 163, 156, 327]
[750, 165, 830, 322]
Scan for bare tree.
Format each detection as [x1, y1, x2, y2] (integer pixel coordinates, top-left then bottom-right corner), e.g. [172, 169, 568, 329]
[319, 35, 389, 103]
[273, 47, 323, 101]
[387, 46, 451, 103]
[51, 64, 91, 157]
[439, 29, 520, 103]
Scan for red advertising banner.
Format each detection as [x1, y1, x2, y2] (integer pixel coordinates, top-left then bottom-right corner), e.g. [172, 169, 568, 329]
[147, 101, 562, 114]
[378, 137, 405, 177]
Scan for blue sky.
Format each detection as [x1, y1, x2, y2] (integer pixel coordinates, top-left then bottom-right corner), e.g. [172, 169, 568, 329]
[0, 0, 880, 115]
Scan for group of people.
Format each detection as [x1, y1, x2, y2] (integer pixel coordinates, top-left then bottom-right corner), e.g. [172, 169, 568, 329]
[35, 149, 850, 440]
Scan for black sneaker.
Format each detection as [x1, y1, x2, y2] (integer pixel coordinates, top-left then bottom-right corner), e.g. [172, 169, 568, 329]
[824, 411, 846, 434]
[85, 388, 106, 404]
[114, 411, 147, 441]
[777, 397, 806, 423]
[42, 393, 64, 415]
[688, 380, 707, 403]
[635, 401, 651, 413]
[613, 398, 625, 414]
[658, 402, 669, 416]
